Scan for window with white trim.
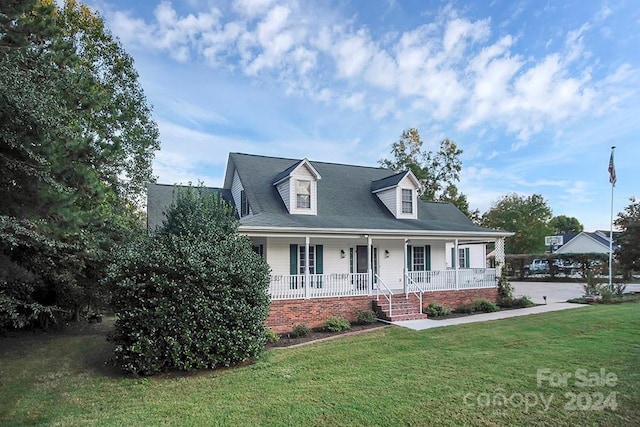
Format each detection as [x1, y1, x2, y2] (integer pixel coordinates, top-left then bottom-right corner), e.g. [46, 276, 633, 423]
[299, 246, 315, 274]
[401, 189, 412, 214]
[296, 180, 311, 209]
[458, 248, 468, 268]
[412, 246, 425, 271]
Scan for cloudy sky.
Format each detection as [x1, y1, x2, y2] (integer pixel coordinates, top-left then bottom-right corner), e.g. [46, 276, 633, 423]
[90, 0, 639, 231]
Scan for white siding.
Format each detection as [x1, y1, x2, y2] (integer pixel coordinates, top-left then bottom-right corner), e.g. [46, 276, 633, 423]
[375, 188, 397, 216]
[556, 235, 609, 254]
[276, 181, 290, 212]
[445, 243, 486, 268]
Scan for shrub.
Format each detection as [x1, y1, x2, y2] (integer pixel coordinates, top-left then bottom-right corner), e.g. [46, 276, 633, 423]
[425, 303, 451, 318]
[290, 323, 311, 338]
[107, 186, 271, 375]
[265, 328, 280, 344]
[456, 299, 499, 314]
[324, 316, 351, 332]
[472, 299, 500, 313]
[511, 296, 535, 308]
[355, 309, 377, 324]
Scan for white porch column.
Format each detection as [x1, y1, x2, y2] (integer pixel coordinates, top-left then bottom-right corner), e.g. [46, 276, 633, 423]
[403, 238, 409, 292]
[495, 237, 505, 278]
[367, 235, 373, 292]
[454, 238, 459, 291]
[304, 236, 310, 299]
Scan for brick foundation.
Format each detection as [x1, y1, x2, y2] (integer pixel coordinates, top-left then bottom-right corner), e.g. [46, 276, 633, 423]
[266, 288, 498, 333]
[266, 296, 373, 333]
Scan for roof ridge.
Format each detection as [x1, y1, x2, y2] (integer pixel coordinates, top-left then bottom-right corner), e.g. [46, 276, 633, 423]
[230, 152, 390, 171]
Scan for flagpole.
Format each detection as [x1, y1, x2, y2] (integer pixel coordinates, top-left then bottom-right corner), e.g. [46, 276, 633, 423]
[609, 146, 616, 291]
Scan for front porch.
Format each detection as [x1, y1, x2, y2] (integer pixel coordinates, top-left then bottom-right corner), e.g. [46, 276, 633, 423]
[268, 268, 498, 300]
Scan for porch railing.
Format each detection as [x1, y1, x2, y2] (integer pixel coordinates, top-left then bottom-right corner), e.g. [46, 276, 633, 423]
[375, 274, 393, 318]
[407, 268, 497, 292]
[268, 273, 370, 300]
[404, 273, 424, 314]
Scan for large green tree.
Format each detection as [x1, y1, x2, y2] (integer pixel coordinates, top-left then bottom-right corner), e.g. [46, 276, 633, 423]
[614, 197, 640, 276]
[0, 0, 159, 328]
[549, 215, 583, 234]
[380, 128, 477, 217]
[108, 187, 270, 375]
[481, 193, 553, 254]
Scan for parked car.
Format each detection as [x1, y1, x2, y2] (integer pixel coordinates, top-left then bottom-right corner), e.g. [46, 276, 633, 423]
[525, 259, 549, 275]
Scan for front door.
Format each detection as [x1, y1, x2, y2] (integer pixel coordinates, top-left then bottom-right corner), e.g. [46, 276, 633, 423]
[356, 245, 368, 274]
[355, 246, 378, 289]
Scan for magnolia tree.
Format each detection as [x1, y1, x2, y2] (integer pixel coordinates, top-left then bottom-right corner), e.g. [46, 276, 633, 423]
[107, 187, 270, 375]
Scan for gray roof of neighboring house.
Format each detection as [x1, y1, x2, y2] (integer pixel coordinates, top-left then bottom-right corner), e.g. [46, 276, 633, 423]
[226, 153, 507, 235]
[146, 183, 234, 232]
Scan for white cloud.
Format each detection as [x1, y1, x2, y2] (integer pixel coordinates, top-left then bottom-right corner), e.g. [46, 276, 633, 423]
[103, 1, 636, 149]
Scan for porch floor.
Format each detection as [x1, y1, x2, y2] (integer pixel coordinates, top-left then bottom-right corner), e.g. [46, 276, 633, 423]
[392, 302, 589, 330]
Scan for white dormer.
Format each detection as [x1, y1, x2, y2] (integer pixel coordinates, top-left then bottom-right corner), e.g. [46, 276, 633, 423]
[272, 159, 321, 215]
[371, 170, 421, 220]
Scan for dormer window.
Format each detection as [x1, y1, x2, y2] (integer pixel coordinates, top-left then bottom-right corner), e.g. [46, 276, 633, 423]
[402, 189, 413, 214]
[296, 180, 311, 209]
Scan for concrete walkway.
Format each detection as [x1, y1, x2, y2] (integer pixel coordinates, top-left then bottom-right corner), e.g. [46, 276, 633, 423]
[392, 302, 589, 331]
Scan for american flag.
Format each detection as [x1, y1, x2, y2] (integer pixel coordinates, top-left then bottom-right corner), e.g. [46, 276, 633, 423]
[608, 151, 616, 185]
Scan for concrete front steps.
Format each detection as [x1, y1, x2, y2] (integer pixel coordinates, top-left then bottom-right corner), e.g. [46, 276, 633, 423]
[372, 294, 428, 322]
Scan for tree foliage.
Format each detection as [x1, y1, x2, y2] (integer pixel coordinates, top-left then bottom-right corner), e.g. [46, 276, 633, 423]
[379, 128, 476, 217]
[614, 197, 640, 275]
[549, 215, 584, 234]
[108, 187, 271, 375]
[0, 0, 159, 329]
[482, 193, 553, 254]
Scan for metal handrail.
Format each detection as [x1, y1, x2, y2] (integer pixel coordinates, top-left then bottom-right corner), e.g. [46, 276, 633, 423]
[375, 274, 393, 318]
[405, 273, 424, 314]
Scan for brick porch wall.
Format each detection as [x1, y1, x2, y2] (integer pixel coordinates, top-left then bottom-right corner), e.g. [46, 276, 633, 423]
[266, 296, 373, 333]
[266, 288, 498, 333]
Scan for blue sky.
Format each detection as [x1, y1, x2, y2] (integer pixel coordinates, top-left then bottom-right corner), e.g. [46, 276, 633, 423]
[90, 0, 639, 231]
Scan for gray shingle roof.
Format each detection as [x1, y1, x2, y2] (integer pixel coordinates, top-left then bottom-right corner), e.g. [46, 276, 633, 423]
[146, 183, 234, 232]
[370, 171, 408, 192]
[228, 153, 506, 235]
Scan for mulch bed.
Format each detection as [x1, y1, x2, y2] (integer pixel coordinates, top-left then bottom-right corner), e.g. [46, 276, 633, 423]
[267, 322, 388, 349]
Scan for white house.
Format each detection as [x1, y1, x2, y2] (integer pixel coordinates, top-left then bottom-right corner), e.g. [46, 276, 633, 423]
[552, 231, 619, 255]
[147, 153, 512, 331]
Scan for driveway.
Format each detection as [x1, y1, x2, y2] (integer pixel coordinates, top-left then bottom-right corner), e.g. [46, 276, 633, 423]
[511, 281, 640, 304]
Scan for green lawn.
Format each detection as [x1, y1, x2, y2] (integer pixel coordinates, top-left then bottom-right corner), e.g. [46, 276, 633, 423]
[1, 303, 639, 426]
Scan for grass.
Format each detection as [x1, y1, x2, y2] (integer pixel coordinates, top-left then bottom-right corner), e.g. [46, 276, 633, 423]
[1, 303, 639, 426]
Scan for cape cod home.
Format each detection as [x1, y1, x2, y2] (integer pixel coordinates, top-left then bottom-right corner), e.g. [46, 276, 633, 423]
[147, 153, 512, 332]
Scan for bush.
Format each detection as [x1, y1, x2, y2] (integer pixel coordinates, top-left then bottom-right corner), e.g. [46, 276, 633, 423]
[107, 187, 271, 375]
[265, 328, 280, 344]
[499, 295, 535, 308]
[355, 309, 377, 324]
[472, 299, 500, 313]
[290, 323, 311, 338]
[456, 299, 499, 314]
[324, 316, 351, 332]
[425, 303, 451, 318]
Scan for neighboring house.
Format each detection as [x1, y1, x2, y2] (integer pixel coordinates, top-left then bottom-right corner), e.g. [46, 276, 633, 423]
[147, 153, 512, 332]
[551, 231, 619, 255]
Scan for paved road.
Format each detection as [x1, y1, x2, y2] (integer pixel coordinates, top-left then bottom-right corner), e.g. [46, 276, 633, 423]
[511, 281, 640, 304]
